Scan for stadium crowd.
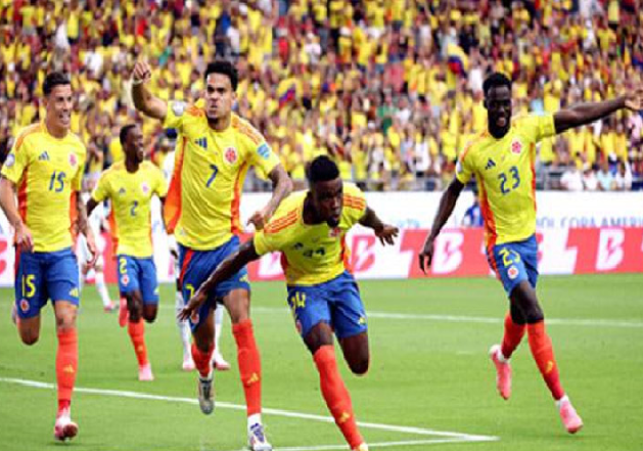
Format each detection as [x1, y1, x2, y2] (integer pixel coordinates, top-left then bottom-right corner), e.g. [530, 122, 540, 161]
[1, 0, 642, 191]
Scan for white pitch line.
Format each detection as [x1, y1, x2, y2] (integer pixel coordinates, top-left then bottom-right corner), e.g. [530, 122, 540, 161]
[0, 377, 498, 445]
[240, 306, 643, 329]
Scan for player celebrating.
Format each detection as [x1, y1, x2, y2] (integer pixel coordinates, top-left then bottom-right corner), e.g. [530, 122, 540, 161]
[180, 156, 398, 451]
[132, 60, 292, 450]
[419, 72, 643, 434]
[0, 72, 95, 441]
[163, 130, 231, 372]
[87, 124, 168, 381]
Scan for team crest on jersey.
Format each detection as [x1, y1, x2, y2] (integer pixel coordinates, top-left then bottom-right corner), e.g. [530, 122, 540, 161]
[19, 299, 29, 313]
[225, 147, 238, 164]
[329, 227, 341, 238]
[121, 275, 130, 286]
[511, 140, 522, 155]
[507, 266, 519, 280]
[141, 181, 150, 194]
[5, 154, 14, 167]
[69, 153, 78, 167]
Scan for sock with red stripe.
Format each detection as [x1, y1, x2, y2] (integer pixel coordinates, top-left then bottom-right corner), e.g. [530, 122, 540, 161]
[501, 312, 526, 360]
[314, 345, 364, 449]
[127, 320, 148, 366]
[233, 319, 262, 416]
[528, 321, 565, 400]
[56, 328, 78, 413]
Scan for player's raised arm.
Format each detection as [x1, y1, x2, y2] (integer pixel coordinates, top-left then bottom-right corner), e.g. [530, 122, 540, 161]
[178, 239, 260, 321]
[553, 88, 643, 134]
[359, 206, 399, 246]
[0, 176, 33, 252]
[131, 60, 168, 120]
[247, 163, 293, 230]
[418, 178, 465, 273]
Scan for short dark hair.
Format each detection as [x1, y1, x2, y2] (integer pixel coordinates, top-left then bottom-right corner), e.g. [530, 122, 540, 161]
[43, 72, 71, 96]
[482, 72, 511, 97]
[307, 155, 339, 184]
[204, 60, 238, 91]
[120, 124, 137, 146]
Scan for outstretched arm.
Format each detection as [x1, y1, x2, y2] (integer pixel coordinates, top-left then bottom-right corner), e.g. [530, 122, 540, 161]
[554, 88, 643, 134]
[247, 164, 293, 230]
[131, 61, 168, 120]
[359, 206, 399, 245]
[178, 239, 260, 320]
[418, 178, 465, 273]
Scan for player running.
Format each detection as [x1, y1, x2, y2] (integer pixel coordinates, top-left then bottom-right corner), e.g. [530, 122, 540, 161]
[163, 129, 231, 372]
[0, 72, 95, 441]
[419, 72, 643, 434]
[180, 156, 398, 451]
[132, 59, 292, 450]
[87, 124, 168, 381]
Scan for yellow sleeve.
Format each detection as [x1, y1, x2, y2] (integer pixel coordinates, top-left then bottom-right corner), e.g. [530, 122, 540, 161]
[247, 139, 280, 178]
[342, 183, 367, 226]
[523, 113, 556, 142]
[455, 147, 474, 185]
[91, 171, 110, 202]
[1, 134, 31, 184]
[162, 100, 188, 131]
[253, 226, 291, 256]
[153, 166, 169, 197]
[71, 145, 86, 191]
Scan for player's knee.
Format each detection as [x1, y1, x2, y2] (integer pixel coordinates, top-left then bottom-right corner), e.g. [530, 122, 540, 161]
[524, 304, 544, 323]
[143, 310, 157, 323]
[55, 316, 76, 331]
[349, 357, 369, 376]
[20, 331, 39, 346]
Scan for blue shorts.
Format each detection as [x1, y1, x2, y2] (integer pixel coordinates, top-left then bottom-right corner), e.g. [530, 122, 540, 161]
[178, 236, 250, 332]
[117, 255, 159, 304]
[14, 247, 80, 319]
[287, 271, 367, 340]
[487, 235, 539, 296]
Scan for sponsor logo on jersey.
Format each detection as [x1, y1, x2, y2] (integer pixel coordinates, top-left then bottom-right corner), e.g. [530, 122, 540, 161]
[38, 151, 50, 161]
[118, 187, 126, 195]
[225, 147, 238, 164]
[485, 158, 496, 170]
[195, 137, 207, 149]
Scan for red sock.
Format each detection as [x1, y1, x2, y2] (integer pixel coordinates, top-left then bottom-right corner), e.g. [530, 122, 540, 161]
[527, 321, 565, 400]
[501, 313, 526, 359]
[56, 329, 78, 413]
[314, 345, 363, 450]
[232, 319, 262, 416]
[191, 343, 214, 378]
[127, 320, 148, 366]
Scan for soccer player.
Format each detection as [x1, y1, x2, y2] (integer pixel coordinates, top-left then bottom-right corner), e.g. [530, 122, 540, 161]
[418, 72, 643, 434]
[163, 131, 230, 372]
[86, 124, 168, 381]
[0, 72, 95, 441]
[132, 60, 292, 450]
[180, 156, 398, 451]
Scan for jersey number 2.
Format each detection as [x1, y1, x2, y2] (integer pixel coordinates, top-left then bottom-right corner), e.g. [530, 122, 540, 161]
[498, 166, 520, 195]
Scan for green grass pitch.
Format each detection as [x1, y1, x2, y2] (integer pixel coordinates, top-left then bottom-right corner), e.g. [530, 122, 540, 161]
[1, 274, 642, 451]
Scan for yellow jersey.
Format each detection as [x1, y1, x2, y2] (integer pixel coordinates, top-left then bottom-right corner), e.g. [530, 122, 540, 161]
[456, 114, 556, 247]
[254, 184, 367, 286]
[1, 123, 86, 252]
[163, 103, 280, 250]
[92, 161, 168, 257]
